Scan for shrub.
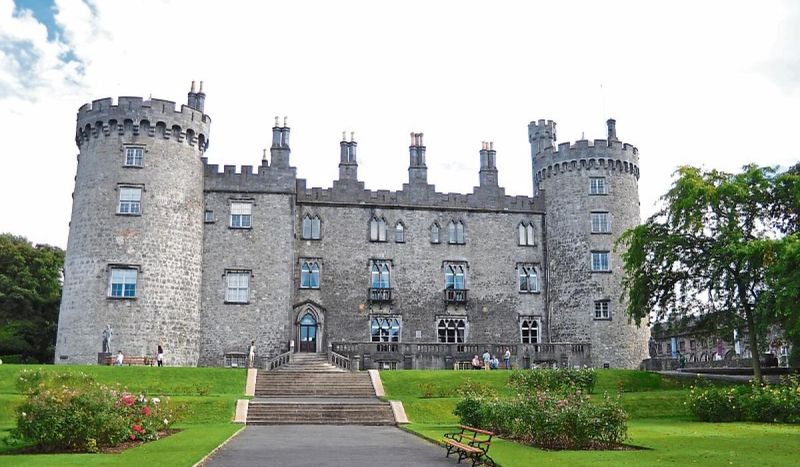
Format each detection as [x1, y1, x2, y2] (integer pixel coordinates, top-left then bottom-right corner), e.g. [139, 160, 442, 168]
[508, 368, 597, 394]
[687, 376, 800, 423]
[454, 390, 628, 450]
[455, 378, 497, 399]
[8, 369, 183, 452]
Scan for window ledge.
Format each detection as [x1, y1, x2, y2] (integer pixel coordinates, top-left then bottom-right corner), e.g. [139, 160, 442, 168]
[591, 270, 613, 274]
[122, 165, 144, 169]
[116, 213, 142, 217]
[228, 226, 252, 230]
[590, 232, 612, 235]
[589, 193, 609, 196]
[369, 240, 388, 243]
[448, 242, 466, 245]
[107, 296, 137, 300]
[299, 286, 320, 290]
[593, 317, 612, 321]
[224, 301, 250, 305]
[518, 243, 537, 247]
[518, 291, 542, 295]
[301, 237, 322, 241]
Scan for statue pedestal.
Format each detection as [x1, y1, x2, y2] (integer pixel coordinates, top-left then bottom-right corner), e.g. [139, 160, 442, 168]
[97, 352, 111, 365]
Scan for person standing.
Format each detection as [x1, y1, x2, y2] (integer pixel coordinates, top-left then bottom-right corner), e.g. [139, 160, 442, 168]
[248, 340, 256, 368]
[157, 345, 164, 367]
[503, 348, 511, 370]
[482, 349, 491, 370]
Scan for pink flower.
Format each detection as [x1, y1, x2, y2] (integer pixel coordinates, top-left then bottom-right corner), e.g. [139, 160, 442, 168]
[132, 424, 144, 433]
[142, 406, 152, 416]
[129, 434, 137, 441]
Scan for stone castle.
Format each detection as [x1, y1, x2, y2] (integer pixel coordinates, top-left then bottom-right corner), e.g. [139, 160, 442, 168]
[55, 83, 650, 369]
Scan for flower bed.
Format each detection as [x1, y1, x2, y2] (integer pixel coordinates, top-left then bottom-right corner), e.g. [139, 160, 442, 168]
[7, 369, 184, 453]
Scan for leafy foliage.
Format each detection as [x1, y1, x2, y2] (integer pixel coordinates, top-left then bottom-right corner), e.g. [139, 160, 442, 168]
[687, 376, 800, 423]
[617, 165, 800, 380]
[0, 234, 64, 363]
[508, 368, 597, 394]
[7, 369, 183, 452]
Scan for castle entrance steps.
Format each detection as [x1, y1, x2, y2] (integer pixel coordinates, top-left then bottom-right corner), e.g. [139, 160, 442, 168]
[247, 353, 395, 425]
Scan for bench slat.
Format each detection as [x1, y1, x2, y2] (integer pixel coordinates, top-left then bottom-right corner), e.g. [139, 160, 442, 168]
[460, 425, 495, 436]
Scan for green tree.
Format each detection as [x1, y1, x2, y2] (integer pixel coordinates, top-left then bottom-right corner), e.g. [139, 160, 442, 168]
[0, 234, 64, 363]
[618, 165, 800, 382]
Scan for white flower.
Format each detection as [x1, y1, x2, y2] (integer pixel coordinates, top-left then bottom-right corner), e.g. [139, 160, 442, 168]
[152, 397, 160, 404]
[21, 412, 26, 417]
[164, 418, 169, 425]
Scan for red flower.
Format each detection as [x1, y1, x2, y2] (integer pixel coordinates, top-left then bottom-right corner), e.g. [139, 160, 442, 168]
[132, 424, 144, 433]
[142, 406, 152, 416]
[119, 394, 136, 407]
[129, 434, 137, 440]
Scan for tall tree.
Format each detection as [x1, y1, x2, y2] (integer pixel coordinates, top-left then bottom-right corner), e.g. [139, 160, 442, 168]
[0, 234, 64, 363]
[618, 165, 800, 382]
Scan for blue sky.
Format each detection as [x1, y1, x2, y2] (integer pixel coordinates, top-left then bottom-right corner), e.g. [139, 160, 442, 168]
[0, 0, 798, 248]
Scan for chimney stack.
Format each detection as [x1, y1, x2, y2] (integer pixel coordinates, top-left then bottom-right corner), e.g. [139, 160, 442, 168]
[479, 141, 499, 187]
[607, 118, 618, 143]
[187, 81, 197, 109]
[338, 130, 358, 181]
[195, 81, 206, 112]
[270, 116, 291, 168]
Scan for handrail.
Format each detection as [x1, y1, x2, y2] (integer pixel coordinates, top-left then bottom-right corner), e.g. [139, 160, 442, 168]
[328, 350, 353, 371]
[264, 350, 292, 371]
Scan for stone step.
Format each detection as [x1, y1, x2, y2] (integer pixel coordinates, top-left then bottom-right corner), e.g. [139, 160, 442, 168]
[246, 402, 395, 425]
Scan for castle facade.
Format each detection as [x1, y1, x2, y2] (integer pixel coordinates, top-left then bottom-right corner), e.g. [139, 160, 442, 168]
[55, 85, 649, 369]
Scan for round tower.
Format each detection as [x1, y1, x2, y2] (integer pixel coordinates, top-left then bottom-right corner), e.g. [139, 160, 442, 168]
[530, 118, 649, 368]
[55, 89, 210, 366]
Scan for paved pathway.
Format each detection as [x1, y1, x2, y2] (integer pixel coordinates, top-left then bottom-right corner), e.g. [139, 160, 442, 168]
[204, 425, 455, 467]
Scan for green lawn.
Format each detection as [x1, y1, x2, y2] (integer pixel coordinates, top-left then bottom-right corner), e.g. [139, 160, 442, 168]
[382, 369, 800, 467]
[0, 364, 246, 466]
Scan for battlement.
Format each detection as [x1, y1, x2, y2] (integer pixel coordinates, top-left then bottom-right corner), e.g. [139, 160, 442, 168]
[295, 179, 542, 213]
[533, 138, 640, 185]
[203, 160, 296, 193]
[75, 96, 211, 151]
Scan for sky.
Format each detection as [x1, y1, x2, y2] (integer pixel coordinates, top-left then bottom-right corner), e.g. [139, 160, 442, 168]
[0, 0, 798, 249]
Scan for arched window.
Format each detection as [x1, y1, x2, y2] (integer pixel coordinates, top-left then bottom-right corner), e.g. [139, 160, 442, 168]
[300, 260, 320, 288]
[430, 222, 440, 244]
[518, 222, 535, 246]
[302, 215, 321, 240]
[395, 222, 405, 243]
[370, 261, 391, 289]
[518, 265, 539, 293]
[369, 216, 387, 242]
[371, 317, 401, 342]
[437, 318, 466, 343]
[445, 264, 465, 290]
[448, 220, 465, 244]
[520, 318, 539, 343]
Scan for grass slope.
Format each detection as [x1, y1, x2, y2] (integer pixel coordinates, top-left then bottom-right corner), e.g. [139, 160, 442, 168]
[383, 369, 800, 467]
[0, 364, 247, 465]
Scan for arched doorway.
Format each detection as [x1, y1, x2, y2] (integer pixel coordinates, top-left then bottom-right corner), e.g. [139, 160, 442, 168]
[299, 313, 317, 352]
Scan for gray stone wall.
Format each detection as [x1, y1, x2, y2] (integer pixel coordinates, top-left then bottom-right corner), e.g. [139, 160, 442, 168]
[293, 199, 546, 350]
[55, 97, 208, 365]
[197, 184, 295, 366]
[532, 133, 650, 368]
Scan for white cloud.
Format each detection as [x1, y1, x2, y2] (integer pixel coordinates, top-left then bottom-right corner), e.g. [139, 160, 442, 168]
[0, 0, 798, 248]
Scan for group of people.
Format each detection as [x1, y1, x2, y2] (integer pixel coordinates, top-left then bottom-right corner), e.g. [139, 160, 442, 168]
[112, 345, 165, 367]
[471, 348, 512, 370]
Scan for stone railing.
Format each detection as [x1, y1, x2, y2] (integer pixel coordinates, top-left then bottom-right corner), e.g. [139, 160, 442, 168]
[328, 350, 354, 371]
[368, 287, 392, 303]
[264, 350, 292, 371]
[330, 341, 591, 370]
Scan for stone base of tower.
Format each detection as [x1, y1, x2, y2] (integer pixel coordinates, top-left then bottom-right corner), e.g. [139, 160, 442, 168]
[590, 318, 651, 369]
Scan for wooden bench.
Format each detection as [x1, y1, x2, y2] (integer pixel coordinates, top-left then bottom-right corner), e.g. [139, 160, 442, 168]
[103, 356, 154, 366]
[442, 425, 496, 466]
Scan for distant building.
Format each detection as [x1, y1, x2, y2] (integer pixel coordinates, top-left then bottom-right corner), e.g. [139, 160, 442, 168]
[55, 83, 649, 369]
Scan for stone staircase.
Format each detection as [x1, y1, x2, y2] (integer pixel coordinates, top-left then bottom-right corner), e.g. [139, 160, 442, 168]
[247, 353, 395, 425]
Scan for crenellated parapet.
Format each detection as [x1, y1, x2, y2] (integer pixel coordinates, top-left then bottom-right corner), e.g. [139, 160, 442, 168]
[75, 96, 211, 151]
[295, 179, 543, 213]
[533, 139, 640, 187]
[203, 160, 296, 193]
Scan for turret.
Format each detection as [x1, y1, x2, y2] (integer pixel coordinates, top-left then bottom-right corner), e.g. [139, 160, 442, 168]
[528, 119, 557, 156]
[607, 118, 618, 143]
[338, 131, 358, 181]
[271, 116, 291, 169]
[478, 141, 498, 187]
[195, 81, 206, 113]
[408, 132, 427, 185]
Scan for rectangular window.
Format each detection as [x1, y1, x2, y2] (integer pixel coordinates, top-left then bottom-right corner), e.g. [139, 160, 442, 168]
[225, 270, 250, 303]
[437, 318, 466, 343]
[445, 263, 466, 290]
[370, 317, 401, 342]
[370, 260, 391, 289]
[230, 202, 252, 228]
[591, 212, 610, 233]
[594, 301, 610, 320]
[124, 147, 144, 167]
[520, 317, 539, 343]
[302, 215, 321, 240]
[109, 267, 137, 298]
[590, 177, 607, 195]
[591, 252, 610, 272]
[300, 260, 321, 289]
[518, 264, 539, 293]
[118, 186, 142, 215]
[204, 210, 215, 223]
